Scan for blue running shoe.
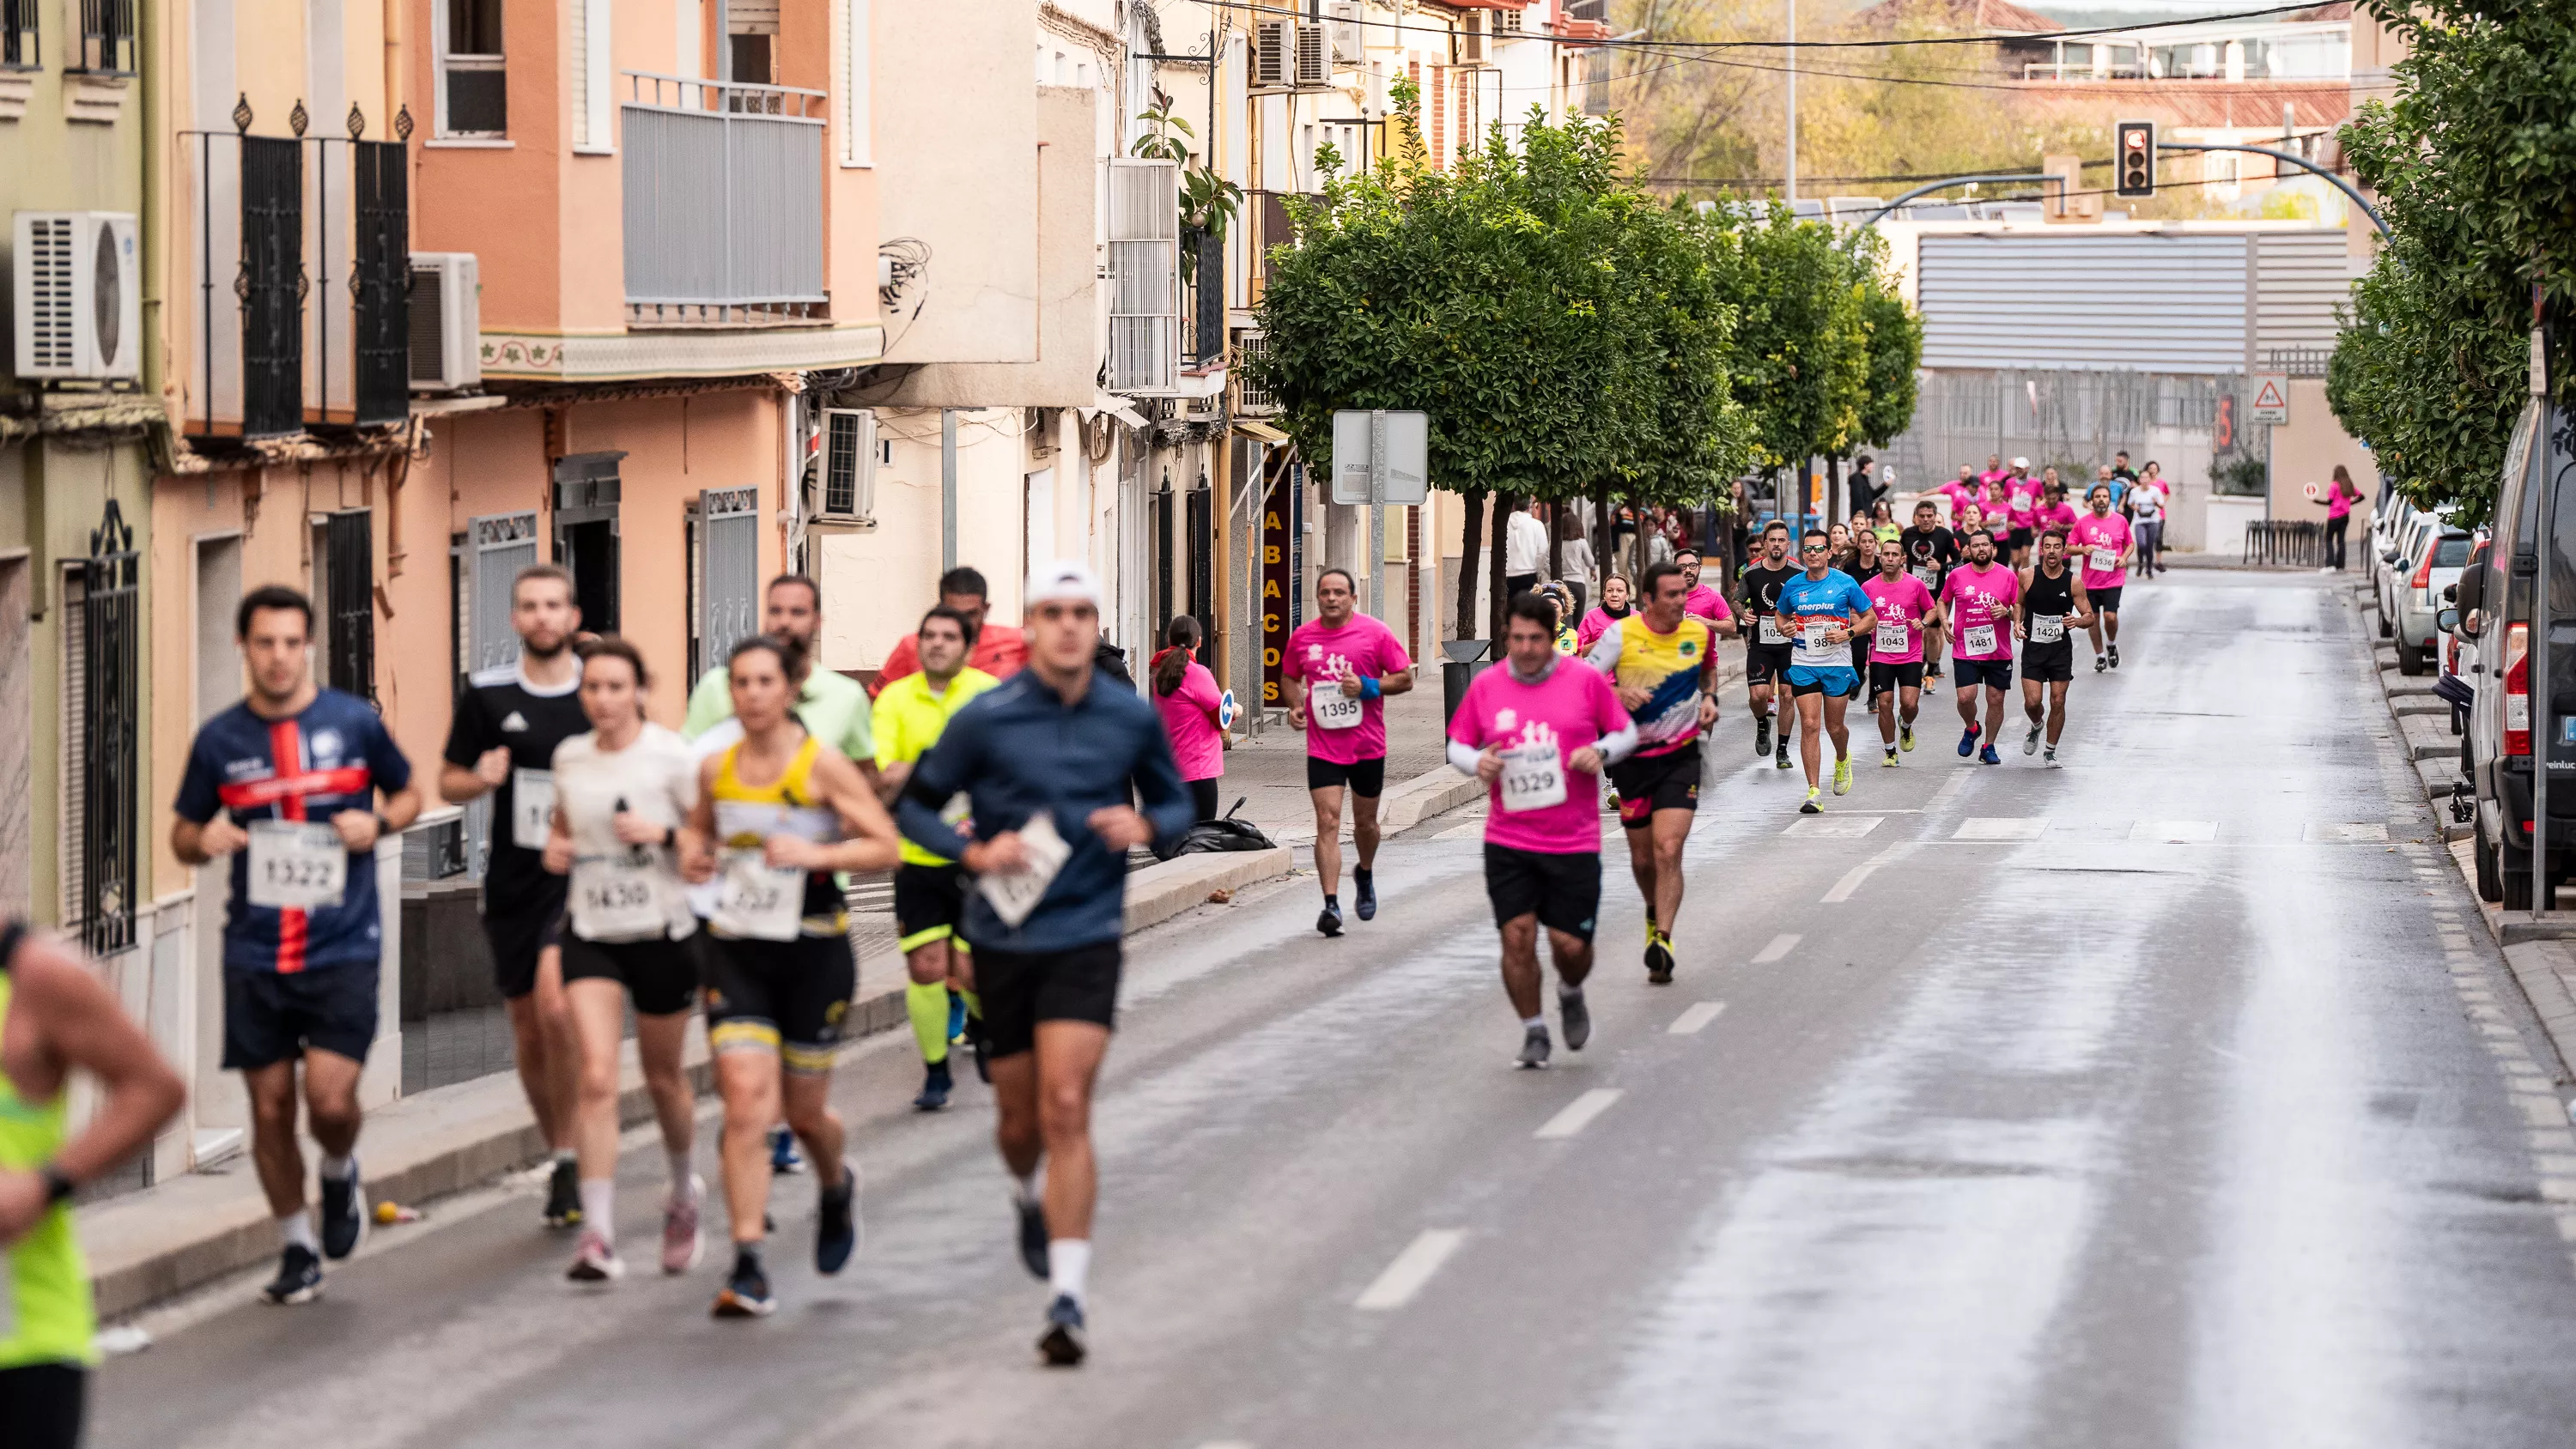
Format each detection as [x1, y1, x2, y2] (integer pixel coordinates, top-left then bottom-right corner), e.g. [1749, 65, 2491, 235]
[1957, 724, 1981, 758]
[1352, 867, 1377, 921]
[319, 1160, 366, 1260]
[1017, 1195, 1050, 1278]
[946, 989, 967, 1046]
[769, 1125, 805, 1175]
[712, 1247, 775, 1318]
[1978, 744, 2002, 766]
[1038, 1294, 1088, 1367]
[815, 1167, 860, 1275]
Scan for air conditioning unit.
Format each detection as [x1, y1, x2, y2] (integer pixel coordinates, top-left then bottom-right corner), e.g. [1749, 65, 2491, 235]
[817, 408, 877, 523]
[1326, 0, 1364, 64]
[408, 252, 482, 392]
[1497, 5, 1524, 33]
[1254, 19, 1296, 88]
[1295, 21, 1330, 86]
[12, 211, 140, 383]
[1453, 12, 1485, 65]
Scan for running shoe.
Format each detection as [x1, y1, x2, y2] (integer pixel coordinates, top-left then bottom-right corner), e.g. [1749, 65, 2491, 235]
[1775, 740, 1792, 770]
[2024, 724, 2041, 755]
[1018, 1196, 1051, 1279]
[261, 1245, 324, 1306]
[2093, 653, 2108, 674]
[1038, 1294, 1089, 1367]
[946, 991, 968, 1046]
[964, 1012, 992, 1084]
[769, 1124, 805, 1175]
[1517, 1024, 1553, 1069]
[1800, 788, 1823, 815]
[914, 1059, 953, 1113]
[1643, 937, 1676, 985]
[1957, 723, 1981, 758]
[1978, 744, 2002, 766]
[1316, 900, 1343, 937]
[319, 1160, 366, 1260]
[1881, 749, 1900, 767]
[712, 1249, 775, 1318]
[543, 1156, 583, 1229]
[1755, 716, 1772, 757]
[1899, 724, 1916, 752]
[2044, 747, 2061, 769]
[1832, 755, 1853, 796]
[567, 1230, 624, 1283]
[816, 1166, 860, 1276]
[1560, 990, 1591, 1052]
[662, 1178, 705, 1276]
[2108, 644, 2120, 670]
[1353, 867, 1377, 921]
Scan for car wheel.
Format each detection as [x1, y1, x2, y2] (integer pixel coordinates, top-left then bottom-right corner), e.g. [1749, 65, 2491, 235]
[2477, 828, 2504, 902]
[2503, 840, 2536, 912]
[2397, 640, 2428, 676]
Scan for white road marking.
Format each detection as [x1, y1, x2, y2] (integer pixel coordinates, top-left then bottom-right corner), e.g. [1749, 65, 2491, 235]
[1752, 932, 1801, 963]
[2129, 820, 2217, 842]
[1432, 819, 1485, 840]
[1668, 1002, 1728, 1034]
[1927, 767, 1973, 809]
[1535, 1088, 1626, 1139]
[1954, 817, 2048, 841]
[2304, 822, 2391, 843]
[1785, 815, 1882, 838]
[1822, 844, 1917, 903]
[1354, 1229, 1467, 1311]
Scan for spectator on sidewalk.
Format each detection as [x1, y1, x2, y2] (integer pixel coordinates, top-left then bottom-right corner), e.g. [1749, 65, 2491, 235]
[1554, 509, 1595, 618]
[1151, 615, 1228, 822]
[2313, 464, 2361, 573]
[871, 567, 1029, 695]
[1504, 496, 1551, 605]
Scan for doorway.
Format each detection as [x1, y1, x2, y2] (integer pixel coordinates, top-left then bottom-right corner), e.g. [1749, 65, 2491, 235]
[552, 452, 624, 635]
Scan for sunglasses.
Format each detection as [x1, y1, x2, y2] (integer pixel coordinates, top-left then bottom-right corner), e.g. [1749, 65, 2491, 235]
[1800, 543, 1830, 554]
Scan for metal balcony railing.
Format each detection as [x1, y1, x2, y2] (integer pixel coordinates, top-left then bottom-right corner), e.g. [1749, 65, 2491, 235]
[2019, 61, 2151, 82]
[620, 71, 827, 327]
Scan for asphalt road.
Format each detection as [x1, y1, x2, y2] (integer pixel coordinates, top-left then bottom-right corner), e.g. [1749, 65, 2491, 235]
[93, 571, 2576, 1449]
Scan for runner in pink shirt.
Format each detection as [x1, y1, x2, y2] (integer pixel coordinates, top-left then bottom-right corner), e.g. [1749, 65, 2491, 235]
[1675, 546, 1740, 636]
[1449, 593, 1638, 1069]
[1283, 567, 1416, 937]
[2032, 478, 2080, 537]
[1862, 548, 1943, 766]
[2068, 483, 2135, 672]
[1978, 455, 2009, 491]
[1574, 573, 1634, 655]
[1940, 525, 2021, 765]
[1938, 467, 1979, 528]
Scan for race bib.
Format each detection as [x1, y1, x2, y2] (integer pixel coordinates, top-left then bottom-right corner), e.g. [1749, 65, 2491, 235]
[1963, 623, 1998, 657]
[712, 851, 805, 942]
[247, 821, 347, 910]
[1875, 621, 1910, 655]
[1758, 616, 1788, 646]
[1911, 565, 1937, 587]
[1311, 688, 1364, 731]
[2088, 548, 2117, 573]
[1793, 622, 1847, 669]
[511, 768, 556, 852]
[1498, 741, 1567, 814]
[570, 855, 665, 941]
[1802, 621, 1831, 652]
[2030, 614, 2066, 644]
[978, 811, 1072, 929]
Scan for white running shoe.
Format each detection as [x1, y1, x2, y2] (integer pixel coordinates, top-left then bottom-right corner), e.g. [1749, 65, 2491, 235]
[568, 1230, 624, 1283]
[662, 1176, 705, 1276]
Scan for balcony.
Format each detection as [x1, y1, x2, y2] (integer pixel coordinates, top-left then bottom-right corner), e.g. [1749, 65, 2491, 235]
[620, 72, 827, 328]
[181, 128, 410, 440]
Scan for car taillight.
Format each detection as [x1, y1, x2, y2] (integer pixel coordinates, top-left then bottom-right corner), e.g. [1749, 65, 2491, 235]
[2412, 549, 2437, 590]
[2505, 621, 2531, 755]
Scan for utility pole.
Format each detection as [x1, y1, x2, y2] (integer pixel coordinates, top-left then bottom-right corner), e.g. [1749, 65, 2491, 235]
[940, 408, 957, 572]
[1784, 0, 1797, 203]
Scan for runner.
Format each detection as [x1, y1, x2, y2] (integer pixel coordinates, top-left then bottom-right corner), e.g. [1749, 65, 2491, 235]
[1740, 522, 1799, 769]
[173, 585, 424, 1304]
[683, 634, 903, 1318]
[896, 562, 1194, 1367]
[1282, 567, 1415, 938]
[1863, 542, 1943, 767]
[872, 566, 1030, 694]
[1585, 562, 1719, 982]
[1776, 531, 1877, 813]
[1574, 573, 1633, 655]
[2069, 483, 2135, 671]
[1939, 466, 1979, 526]
[541, 637, 708, 1282]
[1995, 462, 2032, 568]
[2015, 530, 2095, 767]
[2032, 477, 2080, 540]
[1449, 593, 1637, 1069]
[1897, 500, 1959, 681]
[438, 563, 590, 1230]
[1978, 454, 2009, 492]
[2006, 467, 2043, 569]
[872, 606, 1000, 1111]
[2127, 464, 2168, 577]
[0, 924, 185, 1448]
[1938, 530, 2020, 767]
[1675, 547, 1739, 639]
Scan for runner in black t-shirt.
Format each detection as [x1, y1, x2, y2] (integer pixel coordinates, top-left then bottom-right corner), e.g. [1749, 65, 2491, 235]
[1739, 520, 1800, 770]
[1898, 500, 1961, 679]
[439, 564, 592, 1231]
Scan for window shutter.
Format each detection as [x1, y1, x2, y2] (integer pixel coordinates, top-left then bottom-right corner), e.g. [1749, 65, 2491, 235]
[1107, 157, 1179, 393]
[839, 0, 869, 164]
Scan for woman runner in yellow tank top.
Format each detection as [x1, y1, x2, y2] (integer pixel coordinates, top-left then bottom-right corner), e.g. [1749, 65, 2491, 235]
[681, 634, 902, 1319]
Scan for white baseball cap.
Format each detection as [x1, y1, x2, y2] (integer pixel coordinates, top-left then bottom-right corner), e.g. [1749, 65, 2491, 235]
[1026, 561, 1103, 609]
[2011, 456, 2029, 468]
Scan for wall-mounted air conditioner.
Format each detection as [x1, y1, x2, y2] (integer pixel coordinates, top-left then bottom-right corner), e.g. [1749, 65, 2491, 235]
[817, 408, 877, 524]
[1255, 20, 1297, 88]
[1454, 12, 1486, 65]
[1295, 21, 1330, 86]
[409, 252, 482, 392]
[12, 211, 141, 383]
[1326, 1, 1364, 64]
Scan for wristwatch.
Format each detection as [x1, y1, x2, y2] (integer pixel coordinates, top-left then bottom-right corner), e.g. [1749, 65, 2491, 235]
[39, 1163, 76, 1205]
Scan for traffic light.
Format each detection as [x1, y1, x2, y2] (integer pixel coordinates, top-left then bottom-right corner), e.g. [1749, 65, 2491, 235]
[2115, 120, 2156, 198]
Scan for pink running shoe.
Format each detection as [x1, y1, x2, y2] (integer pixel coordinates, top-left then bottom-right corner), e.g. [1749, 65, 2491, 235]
[662, 1176, 705, 1276]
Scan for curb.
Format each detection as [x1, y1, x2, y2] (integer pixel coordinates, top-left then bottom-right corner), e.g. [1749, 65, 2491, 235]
[83, 846, 1302, 1321]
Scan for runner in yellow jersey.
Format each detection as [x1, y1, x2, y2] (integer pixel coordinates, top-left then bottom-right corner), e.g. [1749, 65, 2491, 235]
[0, 921, 184, 1446]
[872, 605, 999, 1110]
[1583, 561, 1720, 984]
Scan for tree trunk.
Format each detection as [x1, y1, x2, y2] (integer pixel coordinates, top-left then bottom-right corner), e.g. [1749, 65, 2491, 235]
[1546, 500, 1564, 581]
[1628, 489, 1649, 578]
[1488, 491, 1514, 646]
[1595, 479, 1614, 587]
[1454, 488, 1487, 643]
[1826, 454, 1844, 532]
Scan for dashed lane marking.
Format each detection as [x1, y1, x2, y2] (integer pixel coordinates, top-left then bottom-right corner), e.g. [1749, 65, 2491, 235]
[2305, 822, 2391, 843]
[1752, 933, 1801, 964]
[1954, 817, 2049, 841]
[1354, 1229, 1467, 1312]
[1784, 815, 1881, 839]
[1534, 1088, 1625, 1140]
[2129, 820, 2217, 842]
[1668, 1002, 1728, 1034]
[1822, 844, 1917, 903]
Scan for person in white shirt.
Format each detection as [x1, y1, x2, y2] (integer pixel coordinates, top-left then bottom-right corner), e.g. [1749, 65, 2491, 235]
[1554, 509, 1597, 617]
[2125, 462, 2169, 577]
[1505, 496, 1552, 605]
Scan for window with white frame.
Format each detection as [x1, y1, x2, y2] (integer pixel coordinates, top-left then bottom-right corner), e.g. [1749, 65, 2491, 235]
[839, 0, 869, 165]
[442, 0, 507, 136]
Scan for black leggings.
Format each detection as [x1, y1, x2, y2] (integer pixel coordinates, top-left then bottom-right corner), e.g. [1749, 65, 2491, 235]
[2325, 514, 2349, 570]
[0, 1363, 87, 1449]
[1188, 776, 1221, 822]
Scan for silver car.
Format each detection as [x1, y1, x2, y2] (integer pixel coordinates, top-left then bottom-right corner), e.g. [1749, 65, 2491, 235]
[2396, 524, 2474, 675]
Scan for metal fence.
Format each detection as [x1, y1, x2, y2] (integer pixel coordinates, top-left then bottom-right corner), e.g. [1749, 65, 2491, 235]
[2244, 518, 2324, 567]
[1881, 368, 2249, 486]
[620, 72, 826, 326]
[68, 500, 139, 957]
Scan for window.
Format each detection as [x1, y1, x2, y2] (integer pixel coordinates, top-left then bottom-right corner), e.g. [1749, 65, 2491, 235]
[839, 0, 869, 165]
[321, 512, 376, 700]
[443, 0, 506, 136]
[3, 0, 38, 70]
[572, 0, 611, 151]
[727, 0, 776, 82]
[62, 501, 138, 956]
[73, 0, 131, 73]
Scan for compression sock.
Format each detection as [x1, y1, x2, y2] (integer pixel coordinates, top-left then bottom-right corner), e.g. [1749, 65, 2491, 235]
[580, 1179, 616, 1251]
[959, 989, 983, 1021]
[905, 981, 951, 1065]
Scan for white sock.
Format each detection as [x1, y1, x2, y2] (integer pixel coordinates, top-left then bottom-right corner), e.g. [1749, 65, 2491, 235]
[668, 1151, 696, 1192]
[580, 1180, 616, 1249]
[279, 1209, 319, 1254]
[1558, 985, 1583, 1001]
[1048, 1239, 1091, 1304]
[1011, 1170, 1040, 1206]
[318, 1153, 355, 1181]
[1522, 1014, 1547, 1032]
[555, 1148, 578, 1167]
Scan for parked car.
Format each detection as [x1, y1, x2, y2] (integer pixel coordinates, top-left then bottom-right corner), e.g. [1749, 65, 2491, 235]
[2395, 524, 2474, 675]
[2379, 504, 2449, 636]
[2371, 498, 2418, 636]
[2462, 399, 2569, 910]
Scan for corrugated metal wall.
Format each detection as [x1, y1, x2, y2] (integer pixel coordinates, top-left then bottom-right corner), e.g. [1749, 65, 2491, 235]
[2251, 229, 2348, 367]
[1919, 233, 2250, 373]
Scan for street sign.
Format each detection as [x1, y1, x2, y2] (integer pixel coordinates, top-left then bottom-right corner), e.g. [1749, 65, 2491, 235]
[2250, 373, 2290, 425]
[1218, 688, 1237, 729]
[2303, 481, 2321, 500]
[1330, 409, 1429, 505]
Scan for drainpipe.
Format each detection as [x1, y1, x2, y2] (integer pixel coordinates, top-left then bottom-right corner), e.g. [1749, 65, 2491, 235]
[941, 408, 958, 573]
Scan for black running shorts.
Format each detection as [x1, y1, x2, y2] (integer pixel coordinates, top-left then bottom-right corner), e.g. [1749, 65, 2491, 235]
[1306, 755, 1388, 797]
[2091, 585, 2123, 614]
[702, 932, 857, 1074]
[1745, 640, 1794, 685]
[973, 941, 1123, 1058]
[1483, 843, 1602, 942]
[2008, 527, 2034, 553]
[1868, 660, 1925, 694]
[1608, 743, 1701, 829]
[559, 932, 700, 1016]
[894, 862, 972, 954]
[1953, 657, 2014, 692]
[482, 881, 568, 999]
[2021, 642, 2075, 683]
[0, 1364, 85, 1449]
[222, 961, 380, 1070]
